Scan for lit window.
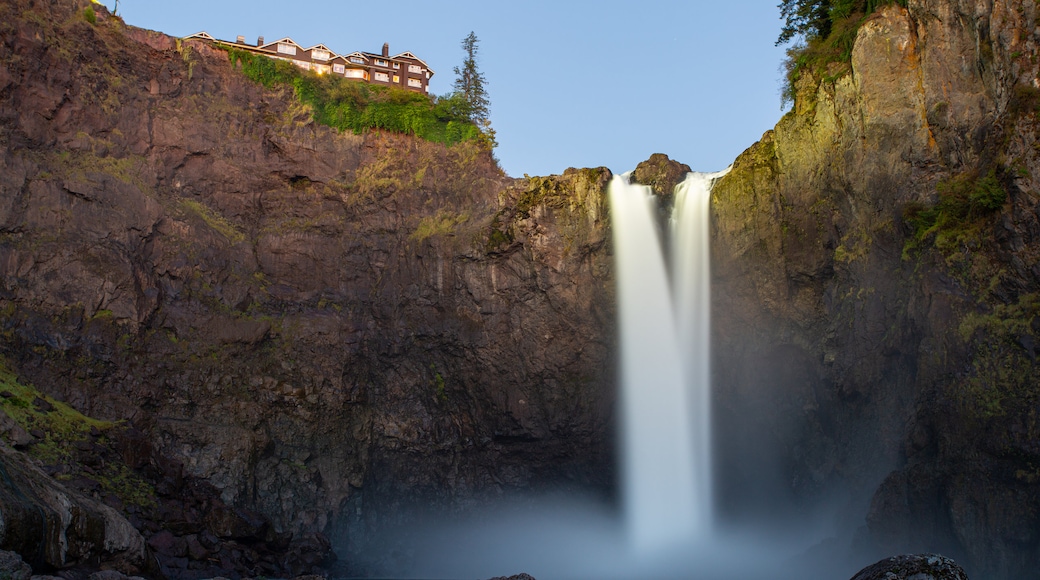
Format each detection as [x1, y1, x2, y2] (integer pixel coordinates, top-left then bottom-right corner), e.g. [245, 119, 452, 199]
[393, 75, 400, 83]
[277, 43, 297, 56]
[333, 63, 345, 74]
[407, 78, 422, 88]
[392, 62, 401, 69]
[375, 59, 388, 67]
[374, 72, 389, 82]
[345, 69, 366, 79]
[349, 56, 364, 64]
[408, 64, 422, 73]
[312, 49, 330, 61]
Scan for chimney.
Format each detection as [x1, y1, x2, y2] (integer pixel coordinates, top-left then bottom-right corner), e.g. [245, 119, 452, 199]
[257, 36, 265, 47]
[236, 35, 245, 44]
[382, 43, 389, 57]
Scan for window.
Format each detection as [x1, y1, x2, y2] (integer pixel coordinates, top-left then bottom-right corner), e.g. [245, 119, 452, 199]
[407, 78, 422, 88]
[375, 59, 388, 67]
[277, 43, 297, 56]
[333, 63, 345, 74]
[295, 61, 311, 71]
[393, 75, 400, 83]
[349, 56, 364, 64]
[374, 72, 389, 82]
[345, 69, 366, 79]
[312, 50, 330, 61]
[392, 63, 401, 69]
[314, 64, 330, 75]
[408, 64, 422, 73]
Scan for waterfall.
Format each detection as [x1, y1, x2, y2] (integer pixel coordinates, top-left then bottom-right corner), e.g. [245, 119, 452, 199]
[609, 169, 729, 555]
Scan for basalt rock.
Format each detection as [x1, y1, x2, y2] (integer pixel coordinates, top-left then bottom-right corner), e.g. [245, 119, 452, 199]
[849, 554, 969, 580]
[712, 2, 1040, 579]
[0, 0, 615, 576]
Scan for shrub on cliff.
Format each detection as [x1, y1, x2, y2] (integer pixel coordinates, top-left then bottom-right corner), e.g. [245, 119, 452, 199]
[225, 47, 483, 147]
[902, 170, 1008, 257]
[778, 0, 907, 106]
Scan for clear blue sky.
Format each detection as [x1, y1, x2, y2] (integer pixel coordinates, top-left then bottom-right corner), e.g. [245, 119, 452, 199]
[97, 1, 790, 177]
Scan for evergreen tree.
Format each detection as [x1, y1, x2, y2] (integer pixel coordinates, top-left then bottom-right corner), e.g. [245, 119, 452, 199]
[777, 0, 833, 45]
[453, 31, 490, 124]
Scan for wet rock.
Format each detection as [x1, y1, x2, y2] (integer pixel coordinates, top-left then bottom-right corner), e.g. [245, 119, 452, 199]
[0, 550, 32, 580]
[849, 554, 969, 580]
[0, 409, 34, 448]
[30, 397, 54, 413]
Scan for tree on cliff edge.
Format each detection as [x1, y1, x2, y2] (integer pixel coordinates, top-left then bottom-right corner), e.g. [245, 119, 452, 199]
[453, 31, 490, 125]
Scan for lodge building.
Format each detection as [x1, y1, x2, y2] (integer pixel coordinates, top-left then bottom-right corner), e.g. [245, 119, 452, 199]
[183, 32, 434, 94]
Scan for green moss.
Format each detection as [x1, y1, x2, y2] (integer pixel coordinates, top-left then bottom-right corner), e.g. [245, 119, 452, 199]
[46, 149, 150, 193]
[0, 361, 157, 508]
[179, 199, 246, 244]
[0, 363, 113, 464]
[431, 364, 447, 402]
[82, 6, 96, 25]
[954, 293, 1040, 420]
[412, 210, 471, 242]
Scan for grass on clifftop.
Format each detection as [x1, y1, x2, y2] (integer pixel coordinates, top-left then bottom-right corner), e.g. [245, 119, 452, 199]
[224, 47, 483, 147]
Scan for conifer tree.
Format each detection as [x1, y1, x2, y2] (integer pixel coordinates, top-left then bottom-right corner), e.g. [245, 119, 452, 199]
[453, 32, 490, 124]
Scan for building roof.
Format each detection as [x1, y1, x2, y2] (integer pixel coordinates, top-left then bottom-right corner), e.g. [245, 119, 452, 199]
[258, 37, 303, 51]
[392, 51, 434, 73]
[184, 31, 216, 41]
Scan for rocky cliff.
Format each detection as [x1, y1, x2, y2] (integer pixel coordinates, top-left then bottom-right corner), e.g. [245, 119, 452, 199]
[3, 0, 1040, 578]
[712, 2, 1040, 578]
[0, 0, 616, 577]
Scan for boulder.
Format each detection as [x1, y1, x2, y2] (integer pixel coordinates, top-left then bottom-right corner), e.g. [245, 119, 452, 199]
[0, 550, 32, 580]
[849, 554, 969, 580]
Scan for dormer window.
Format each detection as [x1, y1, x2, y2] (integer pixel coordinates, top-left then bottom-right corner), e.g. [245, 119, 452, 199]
[312, 49, 330, 61]
[349, 56, 364, 64]
[277, 43, 297, 55]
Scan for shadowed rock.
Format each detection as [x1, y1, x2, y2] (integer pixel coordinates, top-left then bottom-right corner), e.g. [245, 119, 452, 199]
[849, 554, 969, 580]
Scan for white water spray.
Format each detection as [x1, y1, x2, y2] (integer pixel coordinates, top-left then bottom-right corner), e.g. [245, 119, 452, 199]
[609, 169, 729, 554]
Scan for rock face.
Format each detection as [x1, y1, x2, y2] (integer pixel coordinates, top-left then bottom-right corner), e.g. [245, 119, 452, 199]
[0, 443, 146, 574]
[849, 554, 969, 580]
[712, 2, 1040, 579]
[0, 0, 615, 575]
[2, 0, 1039, 578]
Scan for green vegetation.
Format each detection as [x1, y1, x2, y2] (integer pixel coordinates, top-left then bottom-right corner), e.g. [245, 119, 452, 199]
[83, 6, 96, 25]
[902, 170, 1007, 258]
[778, 0, 907, 105]
[224, 47, 483, 146]
[412, 209, 471, 242]
[431, 364, 447, 402]
[452, 32, 490, 126]
[0, 364, 111, 465]
[0, 360, 156, 507]
[179, 199, 247, 244]
[954, 293, 1040, 419]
